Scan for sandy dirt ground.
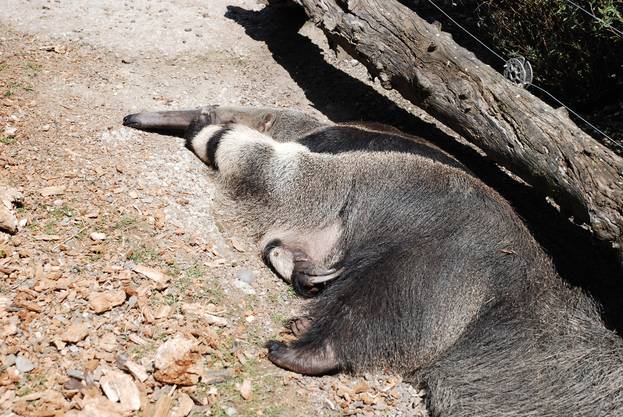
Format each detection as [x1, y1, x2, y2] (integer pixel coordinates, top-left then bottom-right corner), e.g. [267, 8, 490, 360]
[0, 1, 431, 416]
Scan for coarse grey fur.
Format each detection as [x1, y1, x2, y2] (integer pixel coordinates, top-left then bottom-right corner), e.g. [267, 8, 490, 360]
[123, 106, 623, 417]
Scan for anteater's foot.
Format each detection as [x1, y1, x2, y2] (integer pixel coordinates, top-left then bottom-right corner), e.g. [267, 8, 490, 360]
[266, 339, 339, 376]
[285, 316, 313, 337]
[262, 239, 343, 297]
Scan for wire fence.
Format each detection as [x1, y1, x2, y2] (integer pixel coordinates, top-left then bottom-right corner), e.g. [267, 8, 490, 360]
[562, 0, 623, 38]
[424, 0, 622, 153]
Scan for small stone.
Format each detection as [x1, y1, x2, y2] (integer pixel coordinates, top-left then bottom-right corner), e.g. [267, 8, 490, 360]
[67, 395, 127, 417]
[128, 334, 146, 345]
[202, 368, 235, 384]
[153, 352, 202, 386]
[0, 295, 11, 310]
[236, 269, 255, 284]
[360, 392, 377, 405]
[225, 406, 237, 417]
[0, 205, 17, 234]
[154, 334, 197, 370]
[116, 354, 148, 382]
[232, 279, 255, 295]
[41, 124, 50, 131]
[182, 303, 229, 327]
[153, 304, 173, 319]
[238, 379, 252, 400]
[0, 187, 23, 206]
[133, 264, 170, 287]
[39, 185, 66, 196]
[230, 237, 245, 252]
[99, 333, 118, 352]
[90, 232, 107, 241]
[4, 125, 17, 136]
[373, 401, 388, 411]
[171, 393, 194, 417]
[62, 322, 89, 343]
[100, 369, 141, 411]
[15, 356, 35, 373]
[67, 369, 85, 380]
[352, 381, 369, 394]
[89, 289, 126, 313]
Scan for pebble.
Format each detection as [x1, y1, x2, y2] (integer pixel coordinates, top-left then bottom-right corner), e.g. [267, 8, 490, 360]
[116, 354, 148, 382]
[67, 369, 85, 380]
[236, 269, 255, 284]
[224, 406, 237, 416]
[171, 393, 194, 417]
[133, 264, 170, 287]
[238, 379, 252, 400]
[15, 356, 35, 373]
[89, 289, 126, 313]
[90, 232, 107, 241]
[154, 334, 197, 370]
[100, 369, 141, 411]
[99, 333, 118, 352]
[4, 125, 17, 136]
[232, 279, 255, 295]
[62, 321, 89, 343]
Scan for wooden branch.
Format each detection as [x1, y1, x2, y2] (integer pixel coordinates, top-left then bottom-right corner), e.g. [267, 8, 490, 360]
[291, 0, 623, 248]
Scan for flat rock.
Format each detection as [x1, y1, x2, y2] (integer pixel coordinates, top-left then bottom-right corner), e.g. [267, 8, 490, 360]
[99, 333, 118, 352]
[100, 369, 141, 411]
[39, 185, 66, 196]
[116, 354, 148, 382]
[182, 303, 229, 327]
[132, 264, 170, 287]
[0, 205, 17, 234]
[89, 289, 126, 313]
[90, 232, 107, 241]
[238, 378, 252, 400]
[232, 279, 255, 295]
[0, 187, 23, 206]
[4, 125, 17, 136]
[66, 395, 128, 417]
[153, 351, 202, 386]
[62, 322, 90, 343]
[15, 356, 35, 373]
[171, 393, 194, 417]
[154, 334, 197, 370]
[236, 269, 255, 284]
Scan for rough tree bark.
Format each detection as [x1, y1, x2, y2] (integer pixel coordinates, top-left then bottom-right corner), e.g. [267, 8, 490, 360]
[290, 0, 623, 252]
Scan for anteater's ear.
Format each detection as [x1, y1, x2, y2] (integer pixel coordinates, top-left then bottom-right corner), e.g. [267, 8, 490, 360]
[122, 109, 203, 137]
[257, 112, 275, 133]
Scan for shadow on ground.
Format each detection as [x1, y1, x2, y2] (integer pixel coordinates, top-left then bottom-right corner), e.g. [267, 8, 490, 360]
[225, 4, 623, 334]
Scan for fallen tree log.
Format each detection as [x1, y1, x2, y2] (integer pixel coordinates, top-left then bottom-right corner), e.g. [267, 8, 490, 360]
[290, 0, 623, 252]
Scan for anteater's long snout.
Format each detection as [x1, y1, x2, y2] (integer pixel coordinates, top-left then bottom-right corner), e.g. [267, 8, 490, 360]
[122, 109, 203, 137]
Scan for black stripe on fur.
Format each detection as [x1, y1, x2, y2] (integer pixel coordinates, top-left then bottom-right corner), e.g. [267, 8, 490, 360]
[205, 126, 233, 170]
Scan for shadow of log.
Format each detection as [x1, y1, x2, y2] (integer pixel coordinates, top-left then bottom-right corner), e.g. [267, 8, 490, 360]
[225, 4, 623, 334]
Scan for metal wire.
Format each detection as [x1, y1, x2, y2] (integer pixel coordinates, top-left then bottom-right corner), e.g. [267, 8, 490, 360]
[424, 0, 621, 149]
[528, 84, 623, 152]
[562, 0, 623, 38]
[424, 0, 507, 63]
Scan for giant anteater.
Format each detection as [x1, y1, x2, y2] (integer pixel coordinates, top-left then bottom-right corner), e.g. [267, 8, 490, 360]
[123, 105, 623, 416]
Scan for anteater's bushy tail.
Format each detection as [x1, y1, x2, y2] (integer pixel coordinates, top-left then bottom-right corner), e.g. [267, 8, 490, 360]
[420, 288, 623, 417]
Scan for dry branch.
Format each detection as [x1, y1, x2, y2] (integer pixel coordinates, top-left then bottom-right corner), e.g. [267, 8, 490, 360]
[291, 0, 623, 250]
